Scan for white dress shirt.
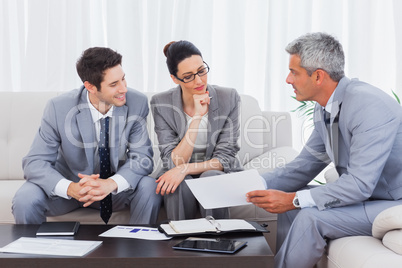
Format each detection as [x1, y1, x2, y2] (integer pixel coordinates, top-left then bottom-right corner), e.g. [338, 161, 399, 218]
[185, 113, 208, 162]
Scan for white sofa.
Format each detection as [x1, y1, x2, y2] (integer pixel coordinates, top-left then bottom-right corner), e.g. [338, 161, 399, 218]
[316, 171, 402, 268]
[0, 91, 298, 225]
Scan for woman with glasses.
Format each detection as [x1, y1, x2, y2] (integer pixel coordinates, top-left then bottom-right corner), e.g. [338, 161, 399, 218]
[150, 40, 243, 220]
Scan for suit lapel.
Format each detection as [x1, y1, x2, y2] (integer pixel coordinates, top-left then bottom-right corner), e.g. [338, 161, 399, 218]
[76, 89, 96, 173]
[329, 78, 348, 166]
[206, 86, 219, 158]
[172, 87, 187, 140]
[317, 105, 334, 160]
[110, 105, 128, 172]
[329, 103, 342, 166]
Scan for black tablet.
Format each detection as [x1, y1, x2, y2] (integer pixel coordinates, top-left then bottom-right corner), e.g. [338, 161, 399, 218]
[172, 237, 247, 254]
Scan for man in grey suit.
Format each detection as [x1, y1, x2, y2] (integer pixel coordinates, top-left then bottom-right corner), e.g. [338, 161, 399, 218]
[12, 47, 161, 224]
[247, 32, 402, 268]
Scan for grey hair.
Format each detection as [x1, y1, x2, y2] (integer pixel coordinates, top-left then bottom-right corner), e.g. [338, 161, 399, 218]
[285, 32, 345, 82]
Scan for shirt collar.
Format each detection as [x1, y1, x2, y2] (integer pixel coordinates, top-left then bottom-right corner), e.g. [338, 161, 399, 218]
[323, 88, 337, 113]
[86, 91, 114, 123]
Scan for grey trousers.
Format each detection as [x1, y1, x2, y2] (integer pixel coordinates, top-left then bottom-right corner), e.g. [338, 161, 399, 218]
[164, 170, 230, 220]
[274, 199, 402, 268]
[12, 176, 162, 225]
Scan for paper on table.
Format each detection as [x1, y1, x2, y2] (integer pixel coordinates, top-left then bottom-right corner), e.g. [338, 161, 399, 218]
[185, 169, 266, 209]
[99, 226, 171, 240]
[0, 237, 102, 256]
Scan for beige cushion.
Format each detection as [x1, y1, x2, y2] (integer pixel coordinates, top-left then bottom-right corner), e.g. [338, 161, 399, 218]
[323, 167, 339, 183]
[326, 236, 402, 268]
[242, 146, 298, 175]
[372, 205, 402, 239]
[383, 230, 402, 255]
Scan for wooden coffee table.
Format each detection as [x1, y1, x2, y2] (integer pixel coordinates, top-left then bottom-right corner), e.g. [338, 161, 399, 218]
[0, 224, 274, 267]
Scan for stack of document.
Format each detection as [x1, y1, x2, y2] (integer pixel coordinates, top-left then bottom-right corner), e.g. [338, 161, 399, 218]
[0, 237, 102, 256]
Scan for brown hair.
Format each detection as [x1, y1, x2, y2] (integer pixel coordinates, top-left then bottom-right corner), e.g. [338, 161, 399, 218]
[163, 40, 202, 76]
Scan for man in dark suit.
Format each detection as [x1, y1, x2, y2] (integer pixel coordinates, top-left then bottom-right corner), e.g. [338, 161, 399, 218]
[13, 47, 161, 224]
[247, 32, 402, 268]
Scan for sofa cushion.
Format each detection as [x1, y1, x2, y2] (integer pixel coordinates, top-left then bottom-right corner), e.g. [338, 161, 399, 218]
[324, 167, 339, 183]
[383, 229, 402, 255]
[1, 91, 296, 225]
[326, 236, 402, 268]
[0, 180, 25, 223]
[243, 146, 298, 174]
[237, 94, 265, 164]
[372, 205, 402, 239]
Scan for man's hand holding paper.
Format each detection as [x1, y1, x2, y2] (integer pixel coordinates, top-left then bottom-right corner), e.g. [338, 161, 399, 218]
[246, 189, 296, 213]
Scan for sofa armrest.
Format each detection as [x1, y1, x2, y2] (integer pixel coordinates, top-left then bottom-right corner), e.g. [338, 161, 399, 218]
[372, 205, 402, 239]
[372, 204, 402, 255]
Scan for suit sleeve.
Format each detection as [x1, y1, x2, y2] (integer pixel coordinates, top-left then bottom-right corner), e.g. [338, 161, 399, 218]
[211, 90, 243, 172]
[115, 98, 154, 187]
[150, 95, 181, 171]
[310, 98, 400, 210]
[22, 99, 66, 196]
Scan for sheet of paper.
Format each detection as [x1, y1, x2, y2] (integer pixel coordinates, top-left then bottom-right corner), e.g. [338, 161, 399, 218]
[185, 169, 266, 209]
[0, 237, 102, 256]
[99, 226, 171, 240]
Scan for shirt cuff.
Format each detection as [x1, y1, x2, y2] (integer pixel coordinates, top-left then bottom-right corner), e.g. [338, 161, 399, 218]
[53, 178, 73, 199]
[110, 174, 130, 194]
[297, 189, 317, 208]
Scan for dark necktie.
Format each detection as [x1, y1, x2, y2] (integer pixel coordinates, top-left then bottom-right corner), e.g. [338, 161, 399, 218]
[324, 109, 331, 141]
[324, 108, 340, 165]
[99, 117, 113, 224]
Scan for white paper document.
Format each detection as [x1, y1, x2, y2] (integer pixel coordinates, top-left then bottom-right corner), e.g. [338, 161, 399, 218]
[185, 169, 266, 209]
[0, 237, 102, 256]
[99, 226, 171, 240]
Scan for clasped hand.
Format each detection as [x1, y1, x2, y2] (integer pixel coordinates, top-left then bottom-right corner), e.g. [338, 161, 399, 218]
[67, 173, 117, 207]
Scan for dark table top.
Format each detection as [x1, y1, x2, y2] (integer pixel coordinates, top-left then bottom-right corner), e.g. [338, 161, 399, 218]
[0, 224, 274, 268]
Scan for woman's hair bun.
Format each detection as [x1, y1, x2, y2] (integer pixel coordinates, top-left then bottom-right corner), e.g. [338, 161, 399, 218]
[163, 41, 176, 57]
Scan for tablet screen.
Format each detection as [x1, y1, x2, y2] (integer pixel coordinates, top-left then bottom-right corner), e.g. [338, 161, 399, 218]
[173, 237, 247, 254]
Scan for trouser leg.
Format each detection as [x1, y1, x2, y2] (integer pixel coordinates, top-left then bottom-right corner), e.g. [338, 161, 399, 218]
[275, 204, 373, 268]
[112, 175, 162, 225]
[12, 181, 81, 224]
[276, 209, 300, 252]
[275, 200, 402, 268]
[164, 175, 198, 220]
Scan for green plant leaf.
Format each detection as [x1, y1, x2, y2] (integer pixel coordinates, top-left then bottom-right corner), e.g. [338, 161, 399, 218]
[313, 179, 326, 185]
[392, 90, 400, 104]
[291, 96, 316, 128]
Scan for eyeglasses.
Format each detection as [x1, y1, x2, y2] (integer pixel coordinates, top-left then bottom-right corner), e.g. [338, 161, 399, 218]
[175, 62, 210, 83]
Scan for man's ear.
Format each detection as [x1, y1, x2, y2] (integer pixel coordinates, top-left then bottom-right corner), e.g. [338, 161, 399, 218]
[170, 74, 180, 85]
[84, 81, 98, 93]
[315, 69, 326, 85]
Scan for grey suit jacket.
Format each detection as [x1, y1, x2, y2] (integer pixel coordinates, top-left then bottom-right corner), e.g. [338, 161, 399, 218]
[264, 77, 402, 211]
[150, 84, 243, 175]
[22, 86, 154, 197]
